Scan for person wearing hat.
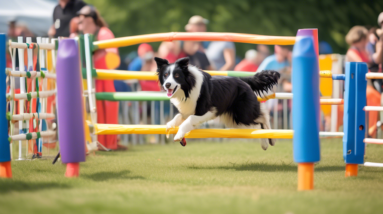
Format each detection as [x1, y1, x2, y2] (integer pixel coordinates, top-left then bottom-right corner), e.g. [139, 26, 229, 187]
[185, 15, 210, 50]
[77, 6, 123, 150]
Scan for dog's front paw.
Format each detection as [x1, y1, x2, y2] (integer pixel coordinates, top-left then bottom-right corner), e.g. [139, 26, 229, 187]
[166, 121, 176, 139]
[179, 138, 187, 147]
[174, 131, 185, 142]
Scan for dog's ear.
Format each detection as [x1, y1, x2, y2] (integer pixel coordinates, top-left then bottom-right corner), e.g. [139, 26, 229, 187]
[154, 57, 169, 68]
[175, 57, 189, 69]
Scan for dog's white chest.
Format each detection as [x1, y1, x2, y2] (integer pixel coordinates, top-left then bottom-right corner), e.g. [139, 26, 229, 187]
[171, 98, 196, 118]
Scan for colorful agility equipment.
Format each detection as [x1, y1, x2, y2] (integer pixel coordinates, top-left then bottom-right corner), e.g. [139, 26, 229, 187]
[6, 36, 58, 161]
[0, 34, 11, 178]
[1, 28, 379, 188]
[92, 32, 296, 50]
[78, 29, 324, 190]
[343, 62, 367, 177]
[292, 30, 320, 190]
[56, 39, 86, 177]
[92, 69, 333, 80]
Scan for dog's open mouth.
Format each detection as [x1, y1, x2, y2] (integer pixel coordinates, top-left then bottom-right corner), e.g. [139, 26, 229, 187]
[166, 86, 178, 97]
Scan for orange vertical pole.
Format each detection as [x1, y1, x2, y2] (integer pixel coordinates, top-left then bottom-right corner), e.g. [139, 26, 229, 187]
[345, 163, 358, 177]
[298, 163, 314, 190]
[0, 161, 12, 178]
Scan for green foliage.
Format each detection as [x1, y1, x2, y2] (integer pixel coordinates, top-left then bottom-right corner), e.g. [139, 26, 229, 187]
[87, 0, 383, 57]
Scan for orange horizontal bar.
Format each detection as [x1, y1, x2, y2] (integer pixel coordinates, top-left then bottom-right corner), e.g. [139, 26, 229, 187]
[93, 32, 296, 50]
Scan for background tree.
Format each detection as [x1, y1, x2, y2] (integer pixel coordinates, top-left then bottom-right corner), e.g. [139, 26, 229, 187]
[87, 0, 383, 58]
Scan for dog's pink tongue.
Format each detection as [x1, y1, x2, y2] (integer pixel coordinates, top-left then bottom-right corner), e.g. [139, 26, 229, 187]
[167, 89, 173, 97]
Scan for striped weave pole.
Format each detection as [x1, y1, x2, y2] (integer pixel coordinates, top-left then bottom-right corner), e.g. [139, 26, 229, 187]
[8, 41, 56, 50]
[93, 32, 296, 50]
[6, 69, 56, 79]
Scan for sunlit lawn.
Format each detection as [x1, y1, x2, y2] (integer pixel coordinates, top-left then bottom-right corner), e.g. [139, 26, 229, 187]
[1, 138, 383, 214]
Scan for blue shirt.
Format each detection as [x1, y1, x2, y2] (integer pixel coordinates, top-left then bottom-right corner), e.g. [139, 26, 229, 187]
[256, 55, 289, 72]
[128, 57, 142, 71]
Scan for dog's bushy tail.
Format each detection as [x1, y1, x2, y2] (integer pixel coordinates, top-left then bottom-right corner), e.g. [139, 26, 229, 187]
[240, 70, 280, 96]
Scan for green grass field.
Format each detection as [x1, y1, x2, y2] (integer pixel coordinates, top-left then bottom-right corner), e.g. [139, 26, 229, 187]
[1, 139, 383, 214]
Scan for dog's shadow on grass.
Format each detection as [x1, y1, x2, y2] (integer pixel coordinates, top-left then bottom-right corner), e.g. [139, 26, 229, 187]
[188, 162, 344, 172]
[83, 170, 145, 182]
[0, 180, 71, 193]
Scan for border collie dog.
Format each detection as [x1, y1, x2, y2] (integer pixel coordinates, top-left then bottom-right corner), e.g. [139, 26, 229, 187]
[155, 57, 280, 150]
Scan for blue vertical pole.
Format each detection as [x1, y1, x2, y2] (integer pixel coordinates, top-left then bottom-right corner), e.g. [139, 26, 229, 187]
[343, 62, 367, 176]
[0, 34, 12, 178]
[292, 30, 320, 190]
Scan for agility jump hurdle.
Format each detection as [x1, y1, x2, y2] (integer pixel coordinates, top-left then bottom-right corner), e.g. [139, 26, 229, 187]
[0, 34, 58, 178]
[61, 29, 319, 190]
[0, 29, 372, 191]
[78, 29, 378, 188]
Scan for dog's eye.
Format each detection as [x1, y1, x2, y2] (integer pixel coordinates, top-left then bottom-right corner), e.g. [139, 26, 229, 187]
[164, 73, 169, 77]
[174, 73, 179, 78]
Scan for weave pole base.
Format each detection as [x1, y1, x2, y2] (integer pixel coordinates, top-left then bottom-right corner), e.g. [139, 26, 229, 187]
[298, 163, 314, 191]
[0, 161, 12, 178]
[65, 163, 79, 177]
[345, 164, 358, 177]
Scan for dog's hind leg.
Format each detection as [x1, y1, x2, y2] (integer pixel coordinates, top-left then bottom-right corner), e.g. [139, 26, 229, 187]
[256, 102, 276, 149]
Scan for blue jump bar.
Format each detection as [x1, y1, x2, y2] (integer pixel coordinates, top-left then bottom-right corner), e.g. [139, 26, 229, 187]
[332, 74, 345, 80]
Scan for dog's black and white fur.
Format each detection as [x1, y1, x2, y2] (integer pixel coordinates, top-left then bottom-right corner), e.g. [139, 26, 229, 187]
[155, 57, 280, 150]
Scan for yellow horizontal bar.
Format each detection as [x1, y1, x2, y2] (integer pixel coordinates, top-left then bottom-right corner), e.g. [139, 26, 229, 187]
[96, 69, 332, 81]
[96, 69, 158, 80]
[319, 70, 332, 78]
[94, 124, 294, 139]
[258, 94, 276, 102]
[94, 32, 296, 50]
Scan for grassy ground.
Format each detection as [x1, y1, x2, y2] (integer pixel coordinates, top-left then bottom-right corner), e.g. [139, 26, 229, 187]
[1, 138, 383, 214]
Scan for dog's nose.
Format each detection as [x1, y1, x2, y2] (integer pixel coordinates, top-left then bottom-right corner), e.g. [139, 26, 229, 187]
[165, 83, 171, 89]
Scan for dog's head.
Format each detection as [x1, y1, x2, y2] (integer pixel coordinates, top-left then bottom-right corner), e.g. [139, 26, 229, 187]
[155, 57, 196, 99]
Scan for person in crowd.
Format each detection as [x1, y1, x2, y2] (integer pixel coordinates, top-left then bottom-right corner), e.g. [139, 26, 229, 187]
[77, 5, 124, 150]
[69, 17, 80, 38]
[256, 44, 270, 65]
[256, 45, 292, 73]
[49, 0, 87, 38]
[157, 15, 210, 66]
[345, 26, 370, 63]
[129, 43, 160, 91]
[184, 15, 210, 51]
[345, 25, 381, 137]
[206, 41, 236, 71]
[366, 27, 382, 92]
[157, 41, 186, 63]
[183, 40, 212, 70]
[234, 49, 258, 72]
